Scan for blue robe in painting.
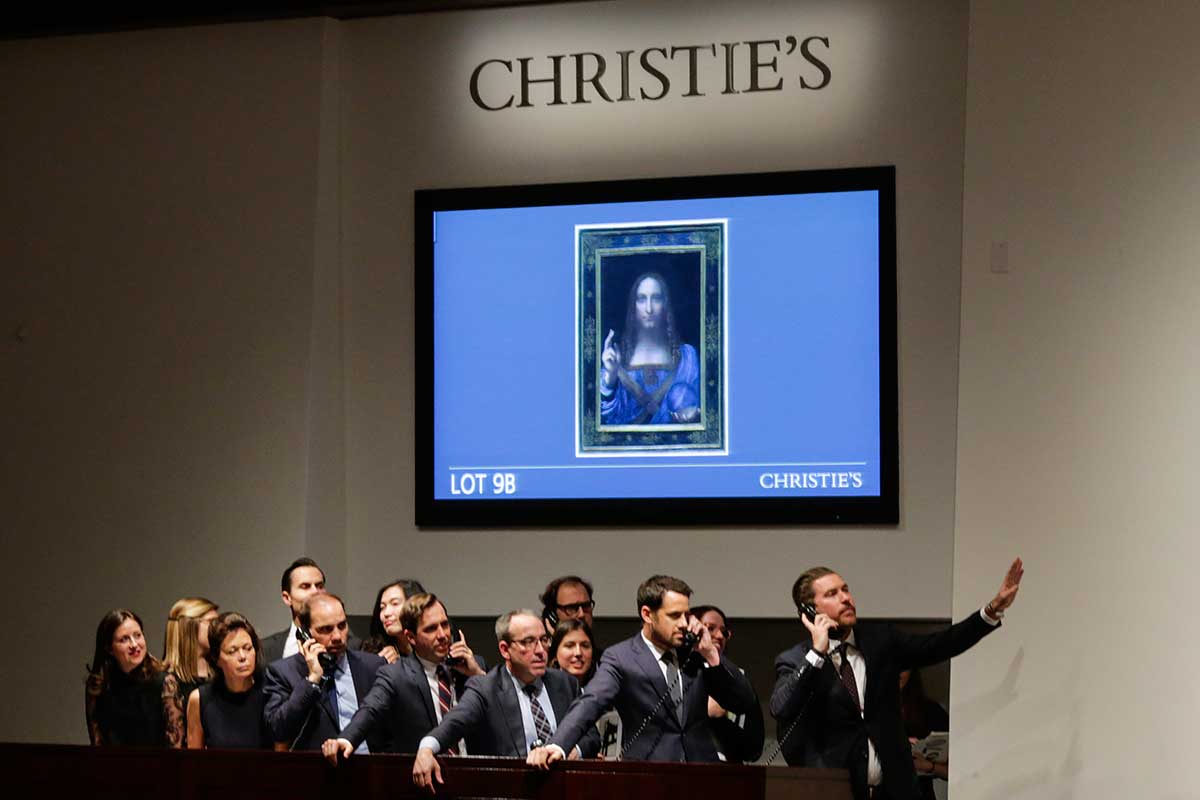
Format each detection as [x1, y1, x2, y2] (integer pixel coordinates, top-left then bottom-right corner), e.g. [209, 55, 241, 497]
[600, 344, 700, 425]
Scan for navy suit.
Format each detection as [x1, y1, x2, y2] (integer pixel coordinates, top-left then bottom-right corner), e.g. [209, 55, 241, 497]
[770, 614, 998, 800]
[339, 654, 485, 754]
[262, 650, 386, 751]
[549, 633, 756, 762]
[425, 665, 600, 757]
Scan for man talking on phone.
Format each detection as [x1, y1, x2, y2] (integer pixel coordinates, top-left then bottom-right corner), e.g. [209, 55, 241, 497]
[528, 574, 755, 765]
[262, 593, 386, 751]
[770, 558, 1024, 800]
[322, 593, 486, 757]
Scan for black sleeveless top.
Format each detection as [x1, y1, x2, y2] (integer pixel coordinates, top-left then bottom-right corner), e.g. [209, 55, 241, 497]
[198, 679, 273, 749]
[94, 670, 170, 746]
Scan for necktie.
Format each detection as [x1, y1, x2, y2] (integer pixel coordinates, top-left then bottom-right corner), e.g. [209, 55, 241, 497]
[436, 664, 458, 755]
[836, 643, 861, 712]
[523, 684, 555, 747]
[661, 650, 683, 722]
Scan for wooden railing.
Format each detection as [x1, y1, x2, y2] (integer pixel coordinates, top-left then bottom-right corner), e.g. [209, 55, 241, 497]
[1, 742, 852, 800]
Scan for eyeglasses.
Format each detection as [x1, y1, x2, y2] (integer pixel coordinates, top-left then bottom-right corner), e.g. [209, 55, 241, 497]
[702, 623, 729, 638]
[511, 635, 552, 650]
[556, 600, 596, 615]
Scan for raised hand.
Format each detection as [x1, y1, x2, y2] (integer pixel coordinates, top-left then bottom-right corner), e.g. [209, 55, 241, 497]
[988, 558, 1024, 615]
[800, 610, 839, 655]
[600, 329, 620, 389]
[448, 630, 485, 677]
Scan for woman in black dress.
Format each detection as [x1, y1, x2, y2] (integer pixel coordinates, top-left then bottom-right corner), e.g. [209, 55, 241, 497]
[186, 612, 273, 749]
[85, 609, 184, 747]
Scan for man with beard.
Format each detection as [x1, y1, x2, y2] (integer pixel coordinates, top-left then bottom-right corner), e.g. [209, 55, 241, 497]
[770, 559, 1023, 800]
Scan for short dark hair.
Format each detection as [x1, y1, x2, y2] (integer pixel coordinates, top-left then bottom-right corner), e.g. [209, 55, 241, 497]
[690, 604, 727, 626]
[792, 567, 837, 611]
[540, 575, 594, 612]
[204, 612, 263, 687]
[298, 592, 344, 631]
[400, 593, 444, 635]
[636, 575, 692, 613]
[281, 557, 325, 593]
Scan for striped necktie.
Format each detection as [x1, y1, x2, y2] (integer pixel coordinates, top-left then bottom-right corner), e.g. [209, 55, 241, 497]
[436, 664, 458, 755]
[523, 683, 554, 747]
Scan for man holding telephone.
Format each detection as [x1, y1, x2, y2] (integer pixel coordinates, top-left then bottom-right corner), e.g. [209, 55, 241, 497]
[528, 574, 756, 765]
[323, 593, 486, 757]
[770, 558, 1024, 800]
[262, 593, 386, 752]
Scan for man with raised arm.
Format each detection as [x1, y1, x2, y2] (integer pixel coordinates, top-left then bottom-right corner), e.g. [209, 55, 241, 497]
[770, 558, 1024, 800]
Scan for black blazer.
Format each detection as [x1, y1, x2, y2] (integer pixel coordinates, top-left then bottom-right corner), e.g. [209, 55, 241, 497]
[708, 660, 765, 763]
[770, 614, 999, 800]
[550, 633, 756, 762]
[262, 650, 386, 752]
[426, 665, 601, 758]
[340, 653, 485, 754]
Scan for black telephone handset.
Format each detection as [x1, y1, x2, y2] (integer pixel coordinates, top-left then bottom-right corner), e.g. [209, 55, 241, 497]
[295, 626, 337, 676]
[676, 629, 700, 669]
[444, 624, 464, 668]
[801, 603, 840, 639]
[543, 607, 560, 631]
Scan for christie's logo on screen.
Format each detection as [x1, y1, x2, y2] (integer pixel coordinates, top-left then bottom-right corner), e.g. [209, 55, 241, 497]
[759, 472, 864, 491]
[468, 36, 831, 111]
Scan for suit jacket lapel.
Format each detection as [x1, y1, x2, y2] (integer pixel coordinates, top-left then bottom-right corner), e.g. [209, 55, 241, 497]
[348, 653, 372, 704]
[406, 655, 439, 726]
[496, 669, 529, 754]
[630, 638, 677, 729]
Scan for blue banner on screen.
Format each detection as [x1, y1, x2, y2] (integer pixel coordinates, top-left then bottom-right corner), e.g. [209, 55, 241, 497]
[431, 189, 881, 502]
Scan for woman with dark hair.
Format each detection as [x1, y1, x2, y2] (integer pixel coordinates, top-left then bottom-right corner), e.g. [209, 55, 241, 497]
[549, 618, 596, 686]
[900, 669, 950, 799]
[85, 609, 184, 747]
[549, 620, 620, 758]
[359, 578, 426, 663]
[186, 612, 273, 749]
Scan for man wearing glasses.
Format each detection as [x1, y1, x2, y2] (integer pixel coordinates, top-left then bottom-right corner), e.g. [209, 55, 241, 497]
[539, 575, 597, 632]
[410, 610, 601, 793]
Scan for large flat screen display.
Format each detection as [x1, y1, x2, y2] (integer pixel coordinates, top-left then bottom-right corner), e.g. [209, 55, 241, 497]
[416, 166, 897, 526]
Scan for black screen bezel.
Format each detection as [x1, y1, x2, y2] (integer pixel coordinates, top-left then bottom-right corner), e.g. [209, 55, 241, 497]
[415, 165, 898, 527]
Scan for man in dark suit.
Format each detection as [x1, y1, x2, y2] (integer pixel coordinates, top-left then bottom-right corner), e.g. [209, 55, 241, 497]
[401, 610, 601, 791]
[262, 592, 387, 752]
[260, 557, 327, 664]
[320, 592, 486, 758]
[770, 558, 1024, 800]
[529, 574, 756, 766]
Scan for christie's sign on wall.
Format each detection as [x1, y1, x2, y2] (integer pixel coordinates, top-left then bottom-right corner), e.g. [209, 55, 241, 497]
[469, 36, 831, 111]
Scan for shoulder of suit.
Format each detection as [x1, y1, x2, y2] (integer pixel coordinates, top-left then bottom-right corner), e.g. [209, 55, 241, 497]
[348, 649, 386, 668]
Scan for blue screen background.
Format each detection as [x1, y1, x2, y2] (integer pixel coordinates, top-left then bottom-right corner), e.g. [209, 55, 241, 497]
[432, 191, 881, 500]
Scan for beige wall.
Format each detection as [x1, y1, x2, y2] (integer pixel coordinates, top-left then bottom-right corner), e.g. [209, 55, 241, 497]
[953, 1, 1200, 796]
[339, 0, 968, 619]
[1, 0, 969, 744]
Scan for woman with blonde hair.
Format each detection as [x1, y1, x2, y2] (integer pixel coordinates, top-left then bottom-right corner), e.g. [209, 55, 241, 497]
[163, 596, 219, 734]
